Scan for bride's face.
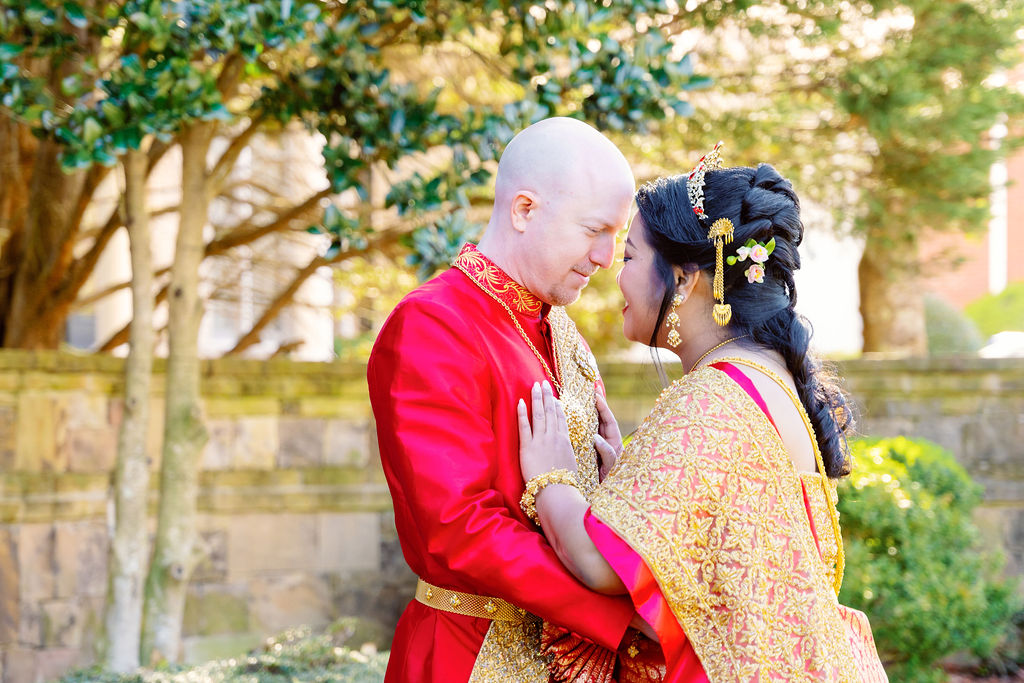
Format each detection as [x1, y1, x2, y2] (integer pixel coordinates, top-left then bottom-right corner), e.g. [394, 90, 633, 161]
[617, 215, 665, 345]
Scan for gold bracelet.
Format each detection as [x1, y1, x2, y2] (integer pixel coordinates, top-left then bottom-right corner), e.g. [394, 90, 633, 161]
[520, 468, 579, 525]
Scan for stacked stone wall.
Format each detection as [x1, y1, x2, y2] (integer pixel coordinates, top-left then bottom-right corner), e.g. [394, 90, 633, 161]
[601, 357, 1024, 577]
[0, 351, 412, 683]
[0, 351, 1021, 681]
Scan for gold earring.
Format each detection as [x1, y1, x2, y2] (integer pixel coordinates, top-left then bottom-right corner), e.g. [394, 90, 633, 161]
[666, 293, 683, 347]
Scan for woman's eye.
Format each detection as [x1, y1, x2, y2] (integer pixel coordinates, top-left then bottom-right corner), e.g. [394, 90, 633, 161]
[619, 256, 631, 263]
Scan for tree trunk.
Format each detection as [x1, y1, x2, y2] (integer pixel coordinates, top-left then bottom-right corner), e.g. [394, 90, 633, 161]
[100, 148, 154, 673]
[140, 123, 213, 664]
[0, 137, 86, 348]
[858, 226, 927, 355]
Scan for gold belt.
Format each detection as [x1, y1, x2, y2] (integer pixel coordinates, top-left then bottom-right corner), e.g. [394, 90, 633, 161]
[415, 578, 536, 622]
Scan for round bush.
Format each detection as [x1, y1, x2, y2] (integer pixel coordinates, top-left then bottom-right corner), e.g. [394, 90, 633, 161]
[965, 281, 1024, 337]
[838, 437, 1020, 682]
[924, 294, 984, 355]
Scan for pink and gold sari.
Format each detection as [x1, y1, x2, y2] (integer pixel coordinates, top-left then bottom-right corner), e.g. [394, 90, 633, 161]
[583, 361, 888, 682]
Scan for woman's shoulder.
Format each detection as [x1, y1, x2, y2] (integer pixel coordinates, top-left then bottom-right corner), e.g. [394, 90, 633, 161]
[652, 365, 753, 419]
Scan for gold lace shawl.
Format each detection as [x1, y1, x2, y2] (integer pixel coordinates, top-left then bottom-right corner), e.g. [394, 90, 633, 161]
[590, 367, 888, 682]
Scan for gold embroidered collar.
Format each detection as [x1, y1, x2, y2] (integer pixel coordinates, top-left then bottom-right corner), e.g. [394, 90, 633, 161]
[453, 243, 543, 316]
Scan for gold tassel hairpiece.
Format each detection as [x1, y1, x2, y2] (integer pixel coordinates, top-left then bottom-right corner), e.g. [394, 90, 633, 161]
[708, 217, 734, 326]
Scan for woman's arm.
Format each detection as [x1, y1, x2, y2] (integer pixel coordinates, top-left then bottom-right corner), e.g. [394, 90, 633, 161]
[535, 483, 625, 594]
[518, 382, 626, 594]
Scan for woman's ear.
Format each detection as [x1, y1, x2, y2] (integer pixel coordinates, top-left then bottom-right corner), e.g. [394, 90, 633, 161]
[673, 265, 701, 299]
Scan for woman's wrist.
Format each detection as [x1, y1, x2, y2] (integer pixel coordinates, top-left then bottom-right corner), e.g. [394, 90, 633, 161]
[520, 468, 579, 524]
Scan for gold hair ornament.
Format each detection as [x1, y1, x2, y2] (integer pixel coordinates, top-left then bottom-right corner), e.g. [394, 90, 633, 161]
[708, 218, 734, 326]
[686, 141, 724, 220]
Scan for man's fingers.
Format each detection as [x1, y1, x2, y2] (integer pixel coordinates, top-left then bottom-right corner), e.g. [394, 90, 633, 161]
[596, 392, 618, 432]
[596, 392, 612, 421]
[594, 433, 616, 459]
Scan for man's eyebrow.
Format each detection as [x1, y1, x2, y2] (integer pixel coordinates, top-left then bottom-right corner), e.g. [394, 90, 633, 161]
[625, 236, 635, 248]
[584, 217, 618, 230]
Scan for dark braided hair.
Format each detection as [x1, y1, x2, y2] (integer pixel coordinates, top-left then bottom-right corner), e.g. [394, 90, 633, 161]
[635, 164, 854, 478]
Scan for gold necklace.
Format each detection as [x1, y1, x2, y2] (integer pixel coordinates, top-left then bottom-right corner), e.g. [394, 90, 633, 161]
[453, 262, 563, 392]
[712, 355, 846, 594]
[687, 335, 747, 374]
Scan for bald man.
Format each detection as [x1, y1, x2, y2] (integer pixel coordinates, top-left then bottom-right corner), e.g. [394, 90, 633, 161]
[367, 118, 639, 682]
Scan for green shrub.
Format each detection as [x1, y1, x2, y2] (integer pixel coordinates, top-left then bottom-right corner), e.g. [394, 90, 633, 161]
[839, 437, 1020, 682]
[924, 294, 984, 355]
[57, 625, 389, 683]
[965, 281, 1024, 337]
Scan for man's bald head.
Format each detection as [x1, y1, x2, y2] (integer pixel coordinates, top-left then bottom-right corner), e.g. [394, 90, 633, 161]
[493, 117, 633, 210]
[477, 117, 635, 306]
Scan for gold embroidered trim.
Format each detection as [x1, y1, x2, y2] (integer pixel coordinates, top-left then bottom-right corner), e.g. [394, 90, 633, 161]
[591, 368, 886, 682]
[453, 243, 543, 315]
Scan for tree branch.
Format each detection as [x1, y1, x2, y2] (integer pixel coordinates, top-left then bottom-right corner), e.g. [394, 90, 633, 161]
[205, 187, 331, 256]
[225, 228, 404, 356]
[207, 114, 266, 199]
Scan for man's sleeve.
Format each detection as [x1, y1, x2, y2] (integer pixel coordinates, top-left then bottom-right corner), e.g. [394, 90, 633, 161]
[368, 299, 633, 650]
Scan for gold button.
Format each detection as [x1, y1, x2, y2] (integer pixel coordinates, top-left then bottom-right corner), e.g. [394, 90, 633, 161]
[425, 587, 433, 600]
[627, 645, 639, 658]
[450, 594, 461, 608]
[484, 600, 497, 614]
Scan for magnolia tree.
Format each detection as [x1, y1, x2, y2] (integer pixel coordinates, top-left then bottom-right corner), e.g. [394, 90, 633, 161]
[0, 0, 705, 671]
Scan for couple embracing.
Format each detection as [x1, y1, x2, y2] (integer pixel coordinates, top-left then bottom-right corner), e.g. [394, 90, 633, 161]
[367, 118, 888, 682]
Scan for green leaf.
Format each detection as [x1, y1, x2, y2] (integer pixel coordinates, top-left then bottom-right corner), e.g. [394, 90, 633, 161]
[101, 100, 125, 127]
[63, 2, 87, 28]
[744, 238, 756, 248]
[61, 75, 81, 96]
[82, 117, 103, 145]
[765, 237, 776, 255]
[22, 104, 46, 123]
[0, 43, 24, 60]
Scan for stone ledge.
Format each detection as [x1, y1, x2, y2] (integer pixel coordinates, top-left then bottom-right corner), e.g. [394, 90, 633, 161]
[0, 469, 391, 522]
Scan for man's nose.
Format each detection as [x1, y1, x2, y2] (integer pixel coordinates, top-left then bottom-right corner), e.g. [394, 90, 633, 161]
[590, 233, 616, 270]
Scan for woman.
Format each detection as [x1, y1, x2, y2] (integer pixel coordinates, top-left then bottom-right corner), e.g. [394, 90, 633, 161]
[517, 148, 888, 682]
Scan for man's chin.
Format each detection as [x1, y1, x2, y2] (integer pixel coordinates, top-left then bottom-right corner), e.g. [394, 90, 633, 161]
[546, 286, 583, 307]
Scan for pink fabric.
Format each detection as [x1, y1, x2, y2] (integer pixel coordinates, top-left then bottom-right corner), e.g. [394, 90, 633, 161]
[710, 361, 780, 434]
[584, 510, 709, 683]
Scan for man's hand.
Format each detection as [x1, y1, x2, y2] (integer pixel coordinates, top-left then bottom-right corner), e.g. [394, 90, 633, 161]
[595, 392, 624, 480]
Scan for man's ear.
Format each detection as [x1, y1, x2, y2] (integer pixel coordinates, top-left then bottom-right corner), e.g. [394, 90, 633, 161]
[674, 265, 701, 299]
[510, 191, 538, 233]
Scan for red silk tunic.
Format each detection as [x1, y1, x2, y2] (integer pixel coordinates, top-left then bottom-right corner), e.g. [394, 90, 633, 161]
[368, 244, 634, 683]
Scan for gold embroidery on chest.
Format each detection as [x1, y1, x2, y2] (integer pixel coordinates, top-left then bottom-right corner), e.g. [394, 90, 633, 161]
[548, 306, 601, 497]
[467, 307, 603, 680]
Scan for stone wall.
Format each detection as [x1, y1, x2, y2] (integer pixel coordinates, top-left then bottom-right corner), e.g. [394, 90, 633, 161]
[602, 357, 1024, 578]
[0, 352, 1021, 682]
[0, 351, 413, 683]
